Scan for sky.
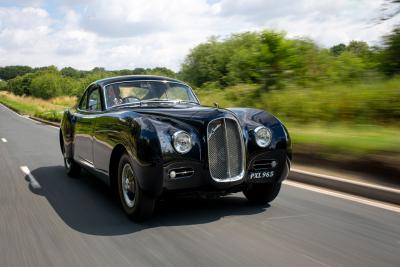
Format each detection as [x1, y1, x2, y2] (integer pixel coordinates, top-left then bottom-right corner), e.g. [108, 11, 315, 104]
[0, 0, 398, 71]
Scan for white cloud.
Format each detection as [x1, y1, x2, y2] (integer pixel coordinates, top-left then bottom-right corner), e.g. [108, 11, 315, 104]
[0, 0, 398, 71]
[0, 7, 98, 69]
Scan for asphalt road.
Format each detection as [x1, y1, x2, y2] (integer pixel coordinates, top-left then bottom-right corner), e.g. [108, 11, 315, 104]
[0, 104, 399, 267]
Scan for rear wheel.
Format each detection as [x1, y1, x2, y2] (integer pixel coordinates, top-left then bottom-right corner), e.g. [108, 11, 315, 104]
[117, 153, 155, 221]
[63, 144, 81, 177]
[243, 182, 281, 204]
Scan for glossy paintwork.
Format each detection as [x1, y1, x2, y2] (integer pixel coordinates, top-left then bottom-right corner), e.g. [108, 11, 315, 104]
[60, 75, 291, 197]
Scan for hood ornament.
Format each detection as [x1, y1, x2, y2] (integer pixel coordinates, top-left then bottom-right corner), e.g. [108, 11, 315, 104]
[214, 103, 219, 109]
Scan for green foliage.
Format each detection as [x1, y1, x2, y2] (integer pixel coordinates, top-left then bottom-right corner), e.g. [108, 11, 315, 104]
[8, 73, 36, 95]
[30, 73, 80, 99]
[180, 36, 232, 87]
[197, 78, 400, 125]
[3, 66, 176, 99]
[380, 27, 400, 75]
[346, 41, 370, 57]
[330, 43, 346, 56]
[180, 30, 381, 90]
[0, 66, 33, 80]
[60, 67, 82, 78]
[326, 51, 369, 82]
[0, 80, 7, 91]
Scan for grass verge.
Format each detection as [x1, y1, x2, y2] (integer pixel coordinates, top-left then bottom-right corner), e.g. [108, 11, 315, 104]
[1, 90, 399, 157]
[0, 91, 76, 122]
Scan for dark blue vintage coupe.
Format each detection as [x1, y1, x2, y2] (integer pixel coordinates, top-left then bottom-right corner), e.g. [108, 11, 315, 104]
[60, 75, 292, 220]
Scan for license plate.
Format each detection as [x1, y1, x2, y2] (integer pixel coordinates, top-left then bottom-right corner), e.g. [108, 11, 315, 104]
[249, 171, 275, 180]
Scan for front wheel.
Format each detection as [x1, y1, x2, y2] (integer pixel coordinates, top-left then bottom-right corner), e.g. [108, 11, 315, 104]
[63, 146, 81, 177]
[117, 153, 155, 221]
[243, 182, 282, 205]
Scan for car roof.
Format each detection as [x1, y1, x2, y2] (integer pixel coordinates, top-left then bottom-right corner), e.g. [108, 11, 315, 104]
[95, 75, 186, 87]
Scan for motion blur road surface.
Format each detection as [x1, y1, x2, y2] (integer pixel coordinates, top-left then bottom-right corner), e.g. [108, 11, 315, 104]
[0, 104, 399, 267]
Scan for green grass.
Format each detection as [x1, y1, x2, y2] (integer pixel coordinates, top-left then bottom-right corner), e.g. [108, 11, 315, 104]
[1, 89, 399, 156]
[288, 123, 400, 155]
[0, 92, 75, 122]
[196, 80, 400, 156]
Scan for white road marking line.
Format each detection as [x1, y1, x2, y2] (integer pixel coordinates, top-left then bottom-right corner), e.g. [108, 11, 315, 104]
[283, 180, 400, 213]
[20, 166, 41, 189]
[292, 168, 400, 194]
[302, 254, 332, 267]
[47, 124, 59, 130]
[21, 115, 58, 130]
[1, 138, 7, 143]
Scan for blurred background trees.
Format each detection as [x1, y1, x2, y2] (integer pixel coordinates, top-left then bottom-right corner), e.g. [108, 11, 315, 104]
[0, 65, 177, 98]
[0, 26, 399, 125]
[179, 30, 392, 90]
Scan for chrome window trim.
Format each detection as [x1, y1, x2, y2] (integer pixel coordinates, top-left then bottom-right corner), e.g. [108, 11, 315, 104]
[102, 79, 200, 110]
[207, 117, 246, 183]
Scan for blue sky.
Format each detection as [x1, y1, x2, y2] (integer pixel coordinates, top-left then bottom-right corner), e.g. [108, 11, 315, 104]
[0, 0, 397, 71]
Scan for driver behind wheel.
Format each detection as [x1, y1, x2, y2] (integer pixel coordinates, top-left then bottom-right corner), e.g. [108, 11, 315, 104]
[107, 84, 123, 107]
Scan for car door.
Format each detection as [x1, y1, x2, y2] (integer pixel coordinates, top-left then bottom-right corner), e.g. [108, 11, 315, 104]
[73, 85, 102, 166]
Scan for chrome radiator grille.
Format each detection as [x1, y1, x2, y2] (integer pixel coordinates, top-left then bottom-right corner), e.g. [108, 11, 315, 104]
[207, 118, 245, 182]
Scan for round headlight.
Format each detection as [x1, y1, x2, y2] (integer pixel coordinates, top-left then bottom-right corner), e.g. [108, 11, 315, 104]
[172, 131, 192, 154]
[254, 126, 272, 148]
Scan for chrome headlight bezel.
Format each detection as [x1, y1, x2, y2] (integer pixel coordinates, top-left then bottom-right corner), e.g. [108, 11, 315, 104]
[254, 126, 272, 148]
[172, 130, 192, 154]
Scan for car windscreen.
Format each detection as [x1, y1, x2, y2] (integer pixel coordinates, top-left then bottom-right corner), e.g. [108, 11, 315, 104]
[104, 81, 198, 108]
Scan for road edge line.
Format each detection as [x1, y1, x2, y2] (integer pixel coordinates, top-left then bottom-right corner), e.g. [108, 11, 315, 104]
[289, 169, 400, 205]
[20, 166, 41, 189]
[283, 180, 400, 213]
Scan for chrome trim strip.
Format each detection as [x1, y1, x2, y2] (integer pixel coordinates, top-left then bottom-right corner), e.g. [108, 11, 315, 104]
[77, 157, 94, 168]
[223, 118, 231, 177]
[207, 117, 246, 183]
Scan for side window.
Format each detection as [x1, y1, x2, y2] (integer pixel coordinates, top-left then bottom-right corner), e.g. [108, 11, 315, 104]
[88, 88, 102, 111]
[78, 91, 88, 110]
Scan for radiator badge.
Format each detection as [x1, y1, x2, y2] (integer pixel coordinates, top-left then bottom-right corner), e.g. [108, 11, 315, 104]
[209, 123, 222, 140]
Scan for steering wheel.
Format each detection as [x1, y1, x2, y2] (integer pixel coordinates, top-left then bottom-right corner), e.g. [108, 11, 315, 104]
[122, 96, 140, 103]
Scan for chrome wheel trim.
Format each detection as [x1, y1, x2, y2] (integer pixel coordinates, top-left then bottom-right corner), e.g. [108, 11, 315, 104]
[121, 163, 135, 208]
[65, 157, 71, 169]
[63, 148, 71, 169]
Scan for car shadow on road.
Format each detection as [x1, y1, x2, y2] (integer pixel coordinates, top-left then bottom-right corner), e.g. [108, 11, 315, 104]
[26, 166, 268, 236]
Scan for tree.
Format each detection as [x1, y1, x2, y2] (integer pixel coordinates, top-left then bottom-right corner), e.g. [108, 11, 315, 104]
[0, 66, 33, 80]
[330, 44, 346, 56]
[147, 67, 176, 77]
[0, 80, 7, 91]
[180, 37, 231, 87]
[7, 73, 37, 95]
[380, 27, 400, 75]
[61, 67, 81, 78]
[327, 51, 368, 82]
[92, 67, 106, 73]
[346, 41, 370, 57]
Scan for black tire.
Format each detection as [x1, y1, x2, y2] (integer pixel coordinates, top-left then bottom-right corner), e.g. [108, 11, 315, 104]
[243, 182, 282, 205]
[117, 153, 155, 221]
[63, 145, 81, 177]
